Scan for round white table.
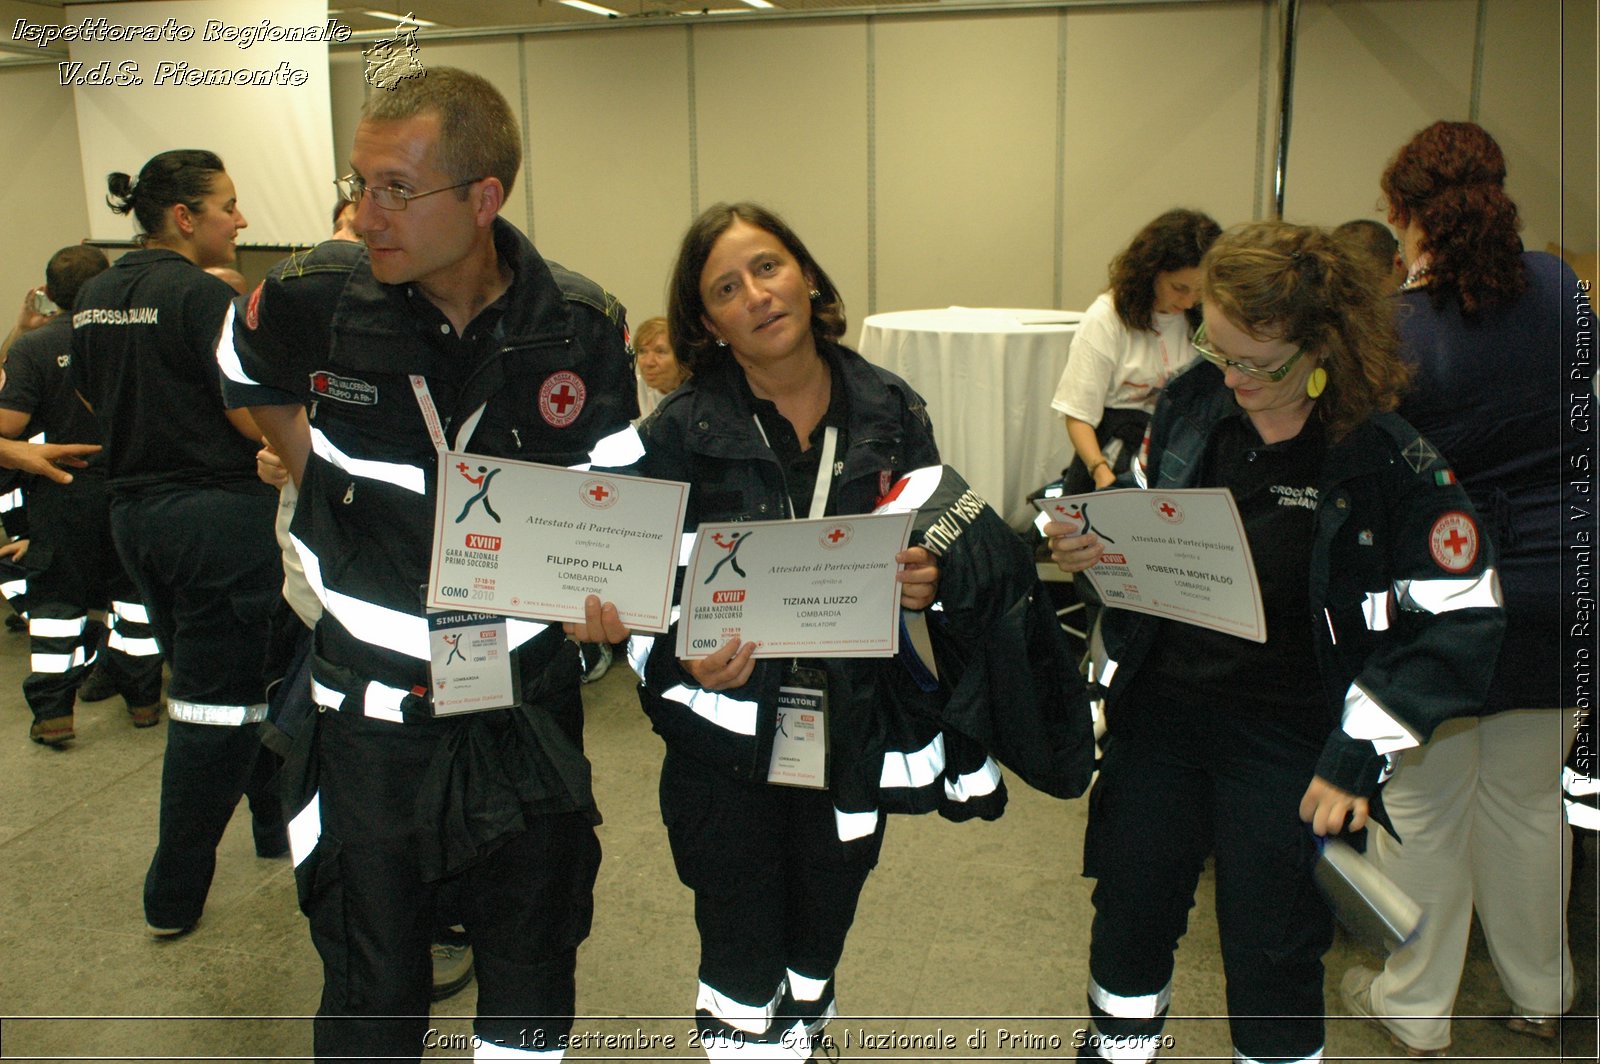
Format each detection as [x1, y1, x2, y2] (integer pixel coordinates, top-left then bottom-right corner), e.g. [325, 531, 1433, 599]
[857, 307, 1083, 528]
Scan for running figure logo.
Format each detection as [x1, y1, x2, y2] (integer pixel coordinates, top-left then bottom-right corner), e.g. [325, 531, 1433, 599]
[703, 530, 751, 583]
[442, 633, 465, 666]
[454, 462, 501, 523]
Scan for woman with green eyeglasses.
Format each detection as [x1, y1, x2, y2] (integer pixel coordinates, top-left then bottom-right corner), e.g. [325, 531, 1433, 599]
[1045, 221, 1505, 1063]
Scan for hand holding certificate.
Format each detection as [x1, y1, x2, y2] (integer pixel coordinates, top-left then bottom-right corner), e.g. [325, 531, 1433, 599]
[427, 450, 688, 632]
[1036, 487, 1267, 642]
[676, 512, 915, 659]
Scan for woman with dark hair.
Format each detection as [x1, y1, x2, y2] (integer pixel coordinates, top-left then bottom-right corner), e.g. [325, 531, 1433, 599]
[70, 149, 285, 937]
[1051, 209, 1221, 492]
[1045, 222, 1504, 1063]
[1339, 120, 1590, 1056]
[634, 202, 944, 1060]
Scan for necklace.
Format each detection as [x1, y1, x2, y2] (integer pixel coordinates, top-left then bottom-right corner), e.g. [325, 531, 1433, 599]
[1400, 254, 1432, 291]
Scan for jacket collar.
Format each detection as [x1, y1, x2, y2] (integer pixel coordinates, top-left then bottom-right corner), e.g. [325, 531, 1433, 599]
[328, 217, 575, 371]
[680, 341, 905, 461]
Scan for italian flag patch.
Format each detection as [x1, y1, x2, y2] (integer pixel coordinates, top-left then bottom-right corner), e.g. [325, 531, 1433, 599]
[1434, 470, 1457, 486]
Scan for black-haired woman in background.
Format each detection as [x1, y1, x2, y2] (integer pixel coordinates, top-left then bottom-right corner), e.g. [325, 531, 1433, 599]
[1051, 209, 1221, 493]
[70, 150, 285, 938]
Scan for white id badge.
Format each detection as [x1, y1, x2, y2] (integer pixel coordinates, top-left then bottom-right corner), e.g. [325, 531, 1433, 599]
[768, 680, 827, 789]
[427, 610, 519, 716]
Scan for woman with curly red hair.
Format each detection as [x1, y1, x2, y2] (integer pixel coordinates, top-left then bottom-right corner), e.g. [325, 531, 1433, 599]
[1339, 120, 1591, 1056]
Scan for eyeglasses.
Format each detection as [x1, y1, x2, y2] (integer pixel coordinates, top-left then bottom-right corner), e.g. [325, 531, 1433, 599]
[333, 173, 485, 212]
[1192, 322, 1308, 383]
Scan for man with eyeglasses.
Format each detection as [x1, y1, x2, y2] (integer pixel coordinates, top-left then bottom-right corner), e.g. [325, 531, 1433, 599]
[218, 67, 637, 1062]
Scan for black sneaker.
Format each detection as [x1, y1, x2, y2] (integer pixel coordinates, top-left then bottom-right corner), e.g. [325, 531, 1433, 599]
[77, 664, 118, 703]
[431, 939, 475, 1001]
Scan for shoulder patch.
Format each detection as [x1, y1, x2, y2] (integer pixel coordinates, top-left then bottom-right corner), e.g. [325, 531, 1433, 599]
[245, 282, 264, 330]
[539, 371, 586, 427]
[1401, 436, 1442, 474]
[1428, 510, 1480, 573]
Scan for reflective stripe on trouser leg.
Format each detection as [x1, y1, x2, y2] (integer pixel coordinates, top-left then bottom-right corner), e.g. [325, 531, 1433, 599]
[696, 980, 810, 1062]
[785, 968, 837, 1037]
[107, 599, 162, 658]
[1081, 977, 1171, 1062]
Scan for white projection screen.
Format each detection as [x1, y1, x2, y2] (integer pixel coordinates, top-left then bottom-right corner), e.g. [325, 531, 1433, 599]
[66, 0, 337, 247]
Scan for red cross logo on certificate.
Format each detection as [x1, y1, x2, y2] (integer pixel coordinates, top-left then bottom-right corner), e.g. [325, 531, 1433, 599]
[580, 479, 619, 510]
[818, 523, 853, 550]
[539, 371, 586, 427]
[1152, 496, 1184, 524]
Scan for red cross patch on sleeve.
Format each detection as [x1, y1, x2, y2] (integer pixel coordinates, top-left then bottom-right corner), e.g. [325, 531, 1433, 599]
[1428, 510, 1480, 573]
[539, 370, 586, 428]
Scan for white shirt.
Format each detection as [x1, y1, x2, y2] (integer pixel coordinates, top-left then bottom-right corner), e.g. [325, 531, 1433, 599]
[1050, 291, 1198, 427]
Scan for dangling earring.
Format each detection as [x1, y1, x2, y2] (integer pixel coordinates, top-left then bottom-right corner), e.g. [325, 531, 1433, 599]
[809, 289, 821, 301]
[1306, 366, 1328, 399]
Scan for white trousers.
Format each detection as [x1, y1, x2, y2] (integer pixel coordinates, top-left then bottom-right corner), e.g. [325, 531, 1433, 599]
[1368, 709, 1576, 1050]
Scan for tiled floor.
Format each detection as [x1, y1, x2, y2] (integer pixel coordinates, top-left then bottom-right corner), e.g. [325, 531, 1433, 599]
[0, 629, 1593, 1061]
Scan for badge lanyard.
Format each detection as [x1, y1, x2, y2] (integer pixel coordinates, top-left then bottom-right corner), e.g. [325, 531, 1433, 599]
[412, 376, 517, 716]
[750, 416, 838, 788]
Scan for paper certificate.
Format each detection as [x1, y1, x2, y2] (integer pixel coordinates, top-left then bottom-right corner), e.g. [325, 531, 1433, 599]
[1036, 487, 1266, 642]
[675, 512, 915, 659]
[426, 450, 688, 632]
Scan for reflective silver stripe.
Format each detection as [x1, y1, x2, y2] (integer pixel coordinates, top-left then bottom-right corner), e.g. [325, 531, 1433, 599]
[1566, 798, 1600, 831]
[834, 807, 879, 842]
[0, 488, 22, 512]
[1361, 590, 1391, 632]
[310, 426, 426, 494]
[696, 979, 783, 1036]
[944, 756, 1003, 803]
[1088, 976, 1172, 1019]
[1084, 1021, 1164, 1064]
[363, 682, 408, 723]
[1132, 456, 1148, 489]
[27, 432, 46, 445]
[107, 631, 161, 657]
[1395, 571, 1501, 614]
[311, 679, 409, 723]
[583, 424, 646, 468]
[294, 533, 430, 660]
[1563, 765, 1599, 797]
[785, 969, 828, 1002]
[325, 586, 430, 659]
[289, 791, 321, 868]
[507, 618, 548, 650]
[1, 578, 26, 600]
[1236, 1048, 1321, 1063]
[1341, 680, 1420, 756]
[28, 616, 85, 638]
[167, 698, 268, 725]
[1099, 654, 1120, 688]
[662, 684, 758, 736]
[111, 600, 151, 624]
[679, 533, 697, 566]
[31, 649, 86, 673]
[311, 678, 344, 712]
[474, 1042, 565, 1062]
[879, 732, 944, 789]
[214, 303, 256, 385]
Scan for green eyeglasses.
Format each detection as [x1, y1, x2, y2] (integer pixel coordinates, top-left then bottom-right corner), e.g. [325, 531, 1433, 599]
[1192, 322, 1308, 383]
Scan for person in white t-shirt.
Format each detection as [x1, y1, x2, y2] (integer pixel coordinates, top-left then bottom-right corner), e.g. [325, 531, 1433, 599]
[1052, 209, 1221, 492]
